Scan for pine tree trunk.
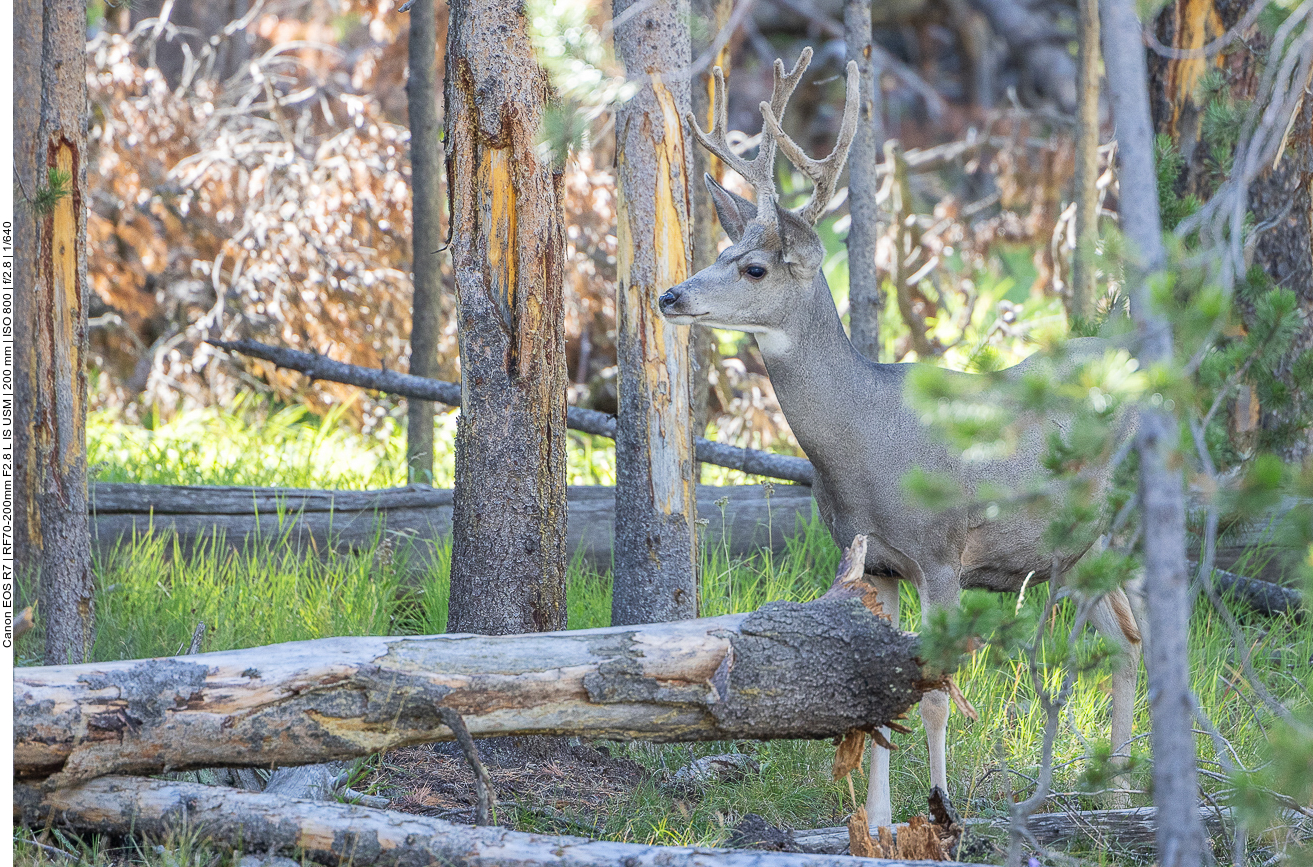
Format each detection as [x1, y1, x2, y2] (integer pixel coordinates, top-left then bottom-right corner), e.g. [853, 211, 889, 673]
[1070, 0, 1101, 326]
[14, 0, 95, 666]
[443, 0, 568, 635]
[690, 0, 732, 459]
[845, 0, 885, 361]
[406, 0, 445, 484]
[1146, 0, 1313, 457]
[1100, 0, 1203, 863]
[612, 0, 699, 626]
[1246, 88, 1312, 460]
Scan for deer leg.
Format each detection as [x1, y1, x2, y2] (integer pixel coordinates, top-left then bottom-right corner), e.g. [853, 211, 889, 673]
[919, 570, 961, 796]
[864, 574, 901, 829]
[1089, 586, 1143, 807]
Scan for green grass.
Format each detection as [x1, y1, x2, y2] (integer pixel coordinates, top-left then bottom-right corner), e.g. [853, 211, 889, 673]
[20, 408, 1313, 866]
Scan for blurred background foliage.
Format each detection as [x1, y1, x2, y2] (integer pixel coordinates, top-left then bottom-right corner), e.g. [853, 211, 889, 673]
[83, 0, 1145, 473]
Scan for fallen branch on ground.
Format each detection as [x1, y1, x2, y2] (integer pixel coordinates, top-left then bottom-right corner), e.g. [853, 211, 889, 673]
[208, 339, 815, 485]
[14, 776, 1001, 867]
[791, 806, 1233, 854]
[16, 570, 938, 785]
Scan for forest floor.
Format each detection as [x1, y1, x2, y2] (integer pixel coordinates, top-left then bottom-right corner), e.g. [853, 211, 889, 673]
[15, 408, 1313, 866]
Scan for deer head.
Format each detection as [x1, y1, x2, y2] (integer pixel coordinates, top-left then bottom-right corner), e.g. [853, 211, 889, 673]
[659, 49, 860, 344]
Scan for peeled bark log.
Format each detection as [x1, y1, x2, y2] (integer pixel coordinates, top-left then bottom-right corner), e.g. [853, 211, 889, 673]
[88, 482, 816, 567]
[15, 776, 999, 867]
[15, 579, 938, 785]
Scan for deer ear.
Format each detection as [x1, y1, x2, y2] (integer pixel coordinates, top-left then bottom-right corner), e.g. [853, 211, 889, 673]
[775, 202, 825, 277]
[704, 174, 758, 242]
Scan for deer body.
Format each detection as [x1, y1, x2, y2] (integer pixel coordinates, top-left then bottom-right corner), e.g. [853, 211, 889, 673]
[662, 49, 1141, 828]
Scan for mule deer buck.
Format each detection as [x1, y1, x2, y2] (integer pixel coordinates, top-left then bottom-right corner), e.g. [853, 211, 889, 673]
[660, 49, 1142, 827]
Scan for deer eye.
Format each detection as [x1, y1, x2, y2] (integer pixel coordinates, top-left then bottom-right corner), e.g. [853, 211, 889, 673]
[743, 265, 767, 280]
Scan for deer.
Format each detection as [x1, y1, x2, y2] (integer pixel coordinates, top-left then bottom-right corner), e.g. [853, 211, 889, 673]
[659, 48, 1142, 829]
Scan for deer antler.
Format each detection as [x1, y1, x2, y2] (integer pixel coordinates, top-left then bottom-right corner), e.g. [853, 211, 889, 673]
[686, 47, 813, 220]
[761, 60, 861, 226]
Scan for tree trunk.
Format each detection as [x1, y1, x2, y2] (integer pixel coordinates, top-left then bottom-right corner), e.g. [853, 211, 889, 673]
[612, 0, 699, 625]
[405, 0, 446, 485]
[14, 0, 95, 665]
[1100, 0, 1204, 863]
[1069, 0, 1101, 326]
[443, 0, 569, 635]
[16, 580, 936, 784]
[845, 0, 885, 361]
[1146, 0, 1313, 458]
[690, 0, 733, 462]
[1247, 93, 1313, 460]
[15, 776, 998, 867]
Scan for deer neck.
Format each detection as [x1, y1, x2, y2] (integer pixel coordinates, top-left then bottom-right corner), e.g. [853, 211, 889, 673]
[755, 273, 885, 460]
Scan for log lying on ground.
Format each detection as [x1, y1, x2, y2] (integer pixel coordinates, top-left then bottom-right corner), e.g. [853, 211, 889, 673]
[793, 806, 1232, 854]
[1205, 564, 1305, 620]
[208, 339, 815, 485]
[15, 776, 998, 867]
[89, 482, 817, 567]
[16, 574, 938, 785]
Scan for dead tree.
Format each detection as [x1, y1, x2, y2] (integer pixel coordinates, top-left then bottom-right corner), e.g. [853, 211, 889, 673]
[1101, 0, 1204, 862]
[690, 0, 734, 457]
[443, 0, 569, 634]
[612, 0, 700, 625]
[14, 0, 95, 665]
[405, 0, 446, 484]
[844, 0, 885, 361]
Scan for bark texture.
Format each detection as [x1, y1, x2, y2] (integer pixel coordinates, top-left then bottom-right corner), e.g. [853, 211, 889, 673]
[15, 776, 998, 867]
[1247, 94, 1313, 459]
[444, 0, 568, 634]
[690, 0, 733, 450]
[844, 0, 885, 361]
[405, 0, 446, 484]
[87, 482, 817, 568]
[612, 0, 699, 625]
[1146, 0, 1313, 457]
[15, 588, 934, 783]
[15, 0, 95, 665]
[1070, 0, 1101, 325]
[1100, 0, 1203, 863]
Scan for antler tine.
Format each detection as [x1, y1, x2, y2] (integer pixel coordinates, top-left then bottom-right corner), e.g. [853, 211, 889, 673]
[686, 49, 815, 219]
[761, 60, 862, 225]
[686, 66, 773, 203]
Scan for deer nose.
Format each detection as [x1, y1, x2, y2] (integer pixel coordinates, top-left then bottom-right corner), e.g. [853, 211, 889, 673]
[658, 289, 681, 313]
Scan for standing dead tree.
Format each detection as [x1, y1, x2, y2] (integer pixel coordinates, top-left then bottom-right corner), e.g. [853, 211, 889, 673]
[442, 0, 569, 634]
[1101, 0, 1204, 862]
[14, 0, 96, 665]
[611, 0, 700, 625]
[844, 0, 885, 361]
[405, 0, 446, 484]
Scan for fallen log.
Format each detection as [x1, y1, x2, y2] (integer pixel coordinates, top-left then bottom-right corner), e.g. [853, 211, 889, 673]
[16, 573, 938, 785]
[792, 807, 1233, 853]
[89, 482, 817, 567]
[208, 339, 816, 485]
[15, 776, 998, 867]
